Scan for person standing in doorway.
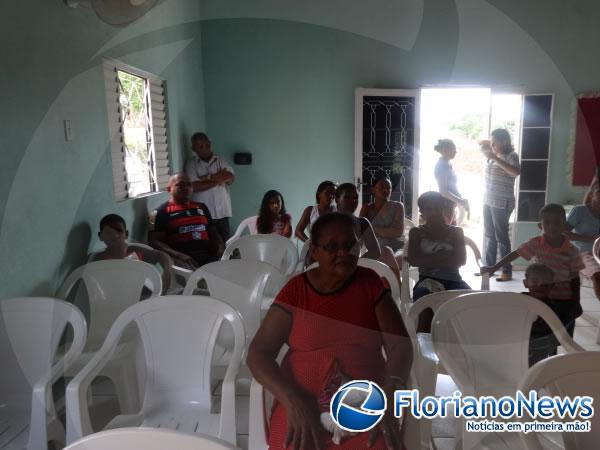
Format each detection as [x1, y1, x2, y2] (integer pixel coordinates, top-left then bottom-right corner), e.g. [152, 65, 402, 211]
[433, 139, 469, 225]
[481, 128, 521, 281]
[184, 132, 235, 243]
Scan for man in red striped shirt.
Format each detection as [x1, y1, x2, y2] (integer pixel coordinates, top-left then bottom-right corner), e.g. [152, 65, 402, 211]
[149, 173, 224, 269]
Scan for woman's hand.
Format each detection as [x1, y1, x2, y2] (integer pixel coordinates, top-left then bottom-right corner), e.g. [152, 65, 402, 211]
[368, 412, 404, 449]
[284, 392, 323, 450]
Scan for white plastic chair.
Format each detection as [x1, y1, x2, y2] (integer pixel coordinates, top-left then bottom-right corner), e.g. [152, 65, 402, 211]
[221, 234, 299, 277]
[226, 215, 258, 246]
[66, 296, 245, 446]
[357, 258, 400, 299]
[294, 238, 312, 273]
[57, 260, 162, 414]
[64, 427, 238, 450]
[432, 292, 584, 450]
[406, 289, 482, 449]
[183, 260, 285, 377]
[518, 351, 600, 450]
[1, 297, 86, 450]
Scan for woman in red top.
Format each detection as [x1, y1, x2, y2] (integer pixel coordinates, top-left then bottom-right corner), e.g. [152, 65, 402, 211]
[256, 190, 293, 238]
[248, 213, 412, 450]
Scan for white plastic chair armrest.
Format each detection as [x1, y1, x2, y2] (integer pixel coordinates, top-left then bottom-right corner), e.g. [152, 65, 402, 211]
[66, 331, 128, 443]
[219, 367, 239, 444]
[248, 379, 268, 450]
[172, 265, 193, 280]
[218, 314, 245, 444]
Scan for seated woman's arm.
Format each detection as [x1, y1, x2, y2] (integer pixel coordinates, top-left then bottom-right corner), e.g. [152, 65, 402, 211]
[359, 217, 382, 259]
[294, 206, 312, 242]
[282, 214, 293, 238]
[373, 202, 405, 238]
[247, 307, 322, 450]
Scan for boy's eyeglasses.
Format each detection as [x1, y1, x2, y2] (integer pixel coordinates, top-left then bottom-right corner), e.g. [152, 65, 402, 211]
[316, 239, 359, 254]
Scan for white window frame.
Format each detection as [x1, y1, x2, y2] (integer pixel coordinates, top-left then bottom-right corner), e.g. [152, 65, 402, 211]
[103, 59, 170, 201]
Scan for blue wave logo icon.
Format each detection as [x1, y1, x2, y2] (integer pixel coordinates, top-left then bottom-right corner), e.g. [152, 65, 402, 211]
[330, 380, 387, 432]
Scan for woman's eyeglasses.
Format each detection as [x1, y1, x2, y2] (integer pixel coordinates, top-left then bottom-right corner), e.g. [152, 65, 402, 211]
[316, 239, 359, 254]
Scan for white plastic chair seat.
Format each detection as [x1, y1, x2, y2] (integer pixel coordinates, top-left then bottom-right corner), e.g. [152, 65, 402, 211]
[104, 409, 220, 437]
[64, 427, 238, 450]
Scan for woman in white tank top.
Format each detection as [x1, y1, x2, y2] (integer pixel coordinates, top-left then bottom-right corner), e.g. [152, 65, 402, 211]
[295, 180, 337, 241]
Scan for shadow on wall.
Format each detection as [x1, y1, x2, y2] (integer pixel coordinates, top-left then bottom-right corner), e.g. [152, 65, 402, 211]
[131, 196, 150, 243]
[30, 222, 93, 297]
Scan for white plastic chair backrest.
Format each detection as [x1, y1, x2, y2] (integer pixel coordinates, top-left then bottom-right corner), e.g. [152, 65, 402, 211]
[400, 259, 415, 318]
[226, 215, 258, 246]
[406, 289, 477, 339]
[221, 234, 299, 276]
[96, 296, 244, 410]
[432, 292, 583, 398]
[0, 297, 86, 405]
[57, 259, 162, 351]
[593, 236, 600, 265]
[297, 238, 311, 271]
[182, 260, 281, 343]
[518, 351, 600, 450]
[357, 258, 400, 300]
[64, 427, 238, 450]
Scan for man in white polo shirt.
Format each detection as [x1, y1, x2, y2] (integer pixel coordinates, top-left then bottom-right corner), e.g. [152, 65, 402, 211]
[184, 132, 235, 242]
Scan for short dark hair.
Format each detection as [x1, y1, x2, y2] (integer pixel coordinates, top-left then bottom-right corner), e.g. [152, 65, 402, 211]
[539, 203, 566, 220]
[315, 180, 337, 204]
[441, 197, 456, 215]
[525, 263, 554, 283]
[335, 183, 357, 199]
[417, 191, 445, 210]
[310, 212, 355, 246]
[99, 214, 126, 231]
[191, 132, 209, 143]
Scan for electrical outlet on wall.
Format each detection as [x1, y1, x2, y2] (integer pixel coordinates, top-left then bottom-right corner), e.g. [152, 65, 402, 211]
[64, 119, 73, 142]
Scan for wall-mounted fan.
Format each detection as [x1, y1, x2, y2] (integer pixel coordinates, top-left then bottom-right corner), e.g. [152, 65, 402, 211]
[65, 0, 159, 27]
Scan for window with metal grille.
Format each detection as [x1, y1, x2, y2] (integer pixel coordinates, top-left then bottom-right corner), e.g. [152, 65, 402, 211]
[104, 60, 170, 200]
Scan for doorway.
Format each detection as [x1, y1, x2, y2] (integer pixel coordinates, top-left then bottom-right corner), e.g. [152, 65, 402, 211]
[419, 88, 523, 248]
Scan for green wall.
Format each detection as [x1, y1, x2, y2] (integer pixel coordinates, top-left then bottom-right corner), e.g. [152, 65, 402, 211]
[0, 0, 206, 298]
[3, 0, 600, 297]
[199, 0, 599, 244]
